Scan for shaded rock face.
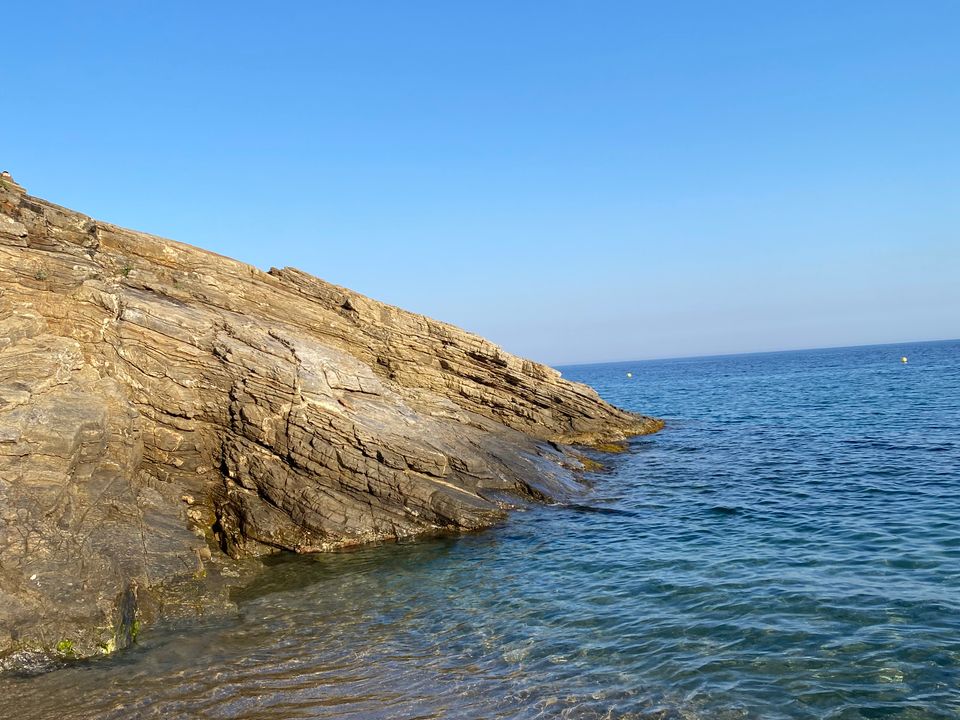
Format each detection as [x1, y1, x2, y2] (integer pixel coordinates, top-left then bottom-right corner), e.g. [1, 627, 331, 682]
[0, 174, 662, 662]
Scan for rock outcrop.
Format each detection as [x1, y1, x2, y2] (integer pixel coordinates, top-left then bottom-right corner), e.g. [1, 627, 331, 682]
[0, 173, 661, 664]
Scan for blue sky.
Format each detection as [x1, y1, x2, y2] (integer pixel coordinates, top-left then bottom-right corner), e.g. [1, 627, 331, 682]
[3, 1, 958, 364]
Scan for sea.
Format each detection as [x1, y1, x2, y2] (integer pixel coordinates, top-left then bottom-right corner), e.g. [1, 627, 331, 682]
[4, 339, 959, 719]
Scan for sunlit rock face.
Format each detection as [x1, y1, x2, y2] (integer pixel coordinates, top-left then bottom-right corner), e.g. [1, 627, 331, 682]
[0, 174, 661, 662]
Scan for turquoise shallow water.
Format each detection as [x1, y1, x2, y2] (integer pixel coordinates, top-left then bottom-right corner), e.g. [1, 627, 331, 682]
[5, 340, 960, 719]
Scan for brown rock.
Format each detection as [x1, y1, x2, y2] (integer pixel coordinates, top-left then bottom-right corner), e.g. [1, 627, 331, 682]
[0, 174, 662, 664]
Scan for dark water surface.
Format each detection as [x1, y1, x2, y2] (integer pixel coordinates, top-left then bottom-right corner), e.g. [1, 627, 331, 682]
[6, 340, 960, 719]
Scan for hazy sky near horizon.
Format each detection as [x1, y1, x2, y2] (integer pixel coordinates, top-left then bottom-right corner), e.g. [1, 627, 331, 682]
[3, 1, 958, 364]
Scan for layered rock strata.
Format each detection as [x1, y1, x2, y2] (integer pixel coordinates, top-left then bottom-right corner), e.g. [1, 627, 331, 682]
[0, 174, 661, 662]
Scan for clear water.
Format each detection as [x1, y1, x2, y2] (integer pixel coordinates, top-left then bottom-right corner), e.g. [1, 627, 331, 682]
[5, 340, 959, 719]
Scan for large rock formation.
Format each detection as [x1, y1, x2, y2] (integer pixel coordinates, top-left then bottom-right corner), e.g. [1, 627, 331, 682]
[0, 173, 661, 664]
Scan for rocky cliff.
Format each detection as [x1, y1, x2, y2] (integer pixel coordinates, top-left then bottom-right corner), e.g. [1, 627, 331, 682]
[0, 173, 661, 665]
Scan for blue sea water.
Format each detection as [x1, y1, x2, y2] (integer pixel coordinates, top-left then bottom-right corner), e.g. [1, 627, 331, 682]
[5, 340, 960, 719]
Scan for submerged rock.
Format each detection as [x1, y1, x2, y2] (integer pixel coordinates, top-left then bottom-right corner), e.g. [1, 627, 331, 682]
[0, 173, 662, 664]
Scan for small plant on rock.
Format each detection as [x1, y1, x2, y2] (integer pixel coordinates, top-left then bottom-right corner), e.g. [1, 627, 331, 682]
[55, 639, 76, 657]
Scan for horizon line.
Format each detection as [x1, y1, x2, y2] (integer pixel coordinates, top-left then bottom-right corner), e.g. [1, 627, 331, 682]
[552, 336, 959, 369]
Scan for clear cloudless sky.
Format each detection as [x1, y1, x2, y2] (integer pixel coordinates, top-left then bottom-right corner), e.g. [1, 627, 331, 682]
[2, 1, 958, 364]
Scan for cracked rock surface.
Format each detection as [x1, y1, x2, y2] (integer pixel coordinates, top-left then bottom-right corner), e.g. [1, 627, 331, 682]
[0, 175, 662, 663]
